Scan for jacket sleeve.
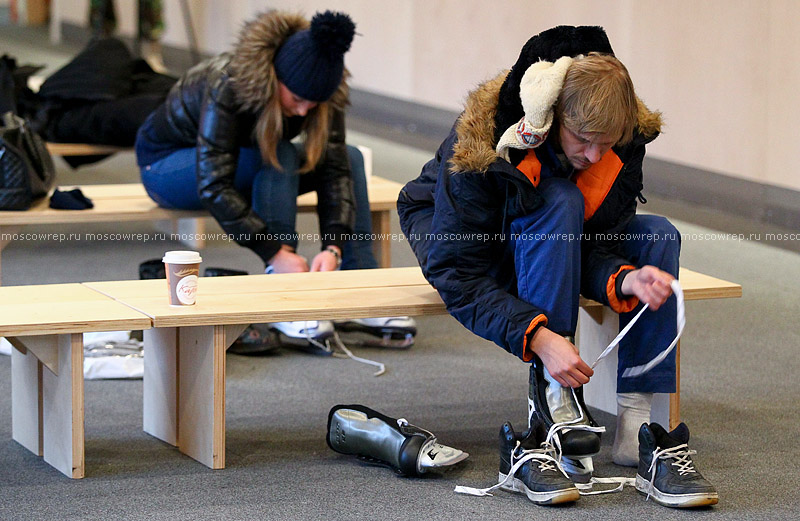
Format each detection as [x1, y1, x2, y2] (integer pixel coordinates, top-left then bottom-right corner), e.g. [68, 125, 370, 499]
[312, 108, 355, 251]
[425, 165, 549, 362]
[195, 79, 281, 264]
[580, 143, 646, 312]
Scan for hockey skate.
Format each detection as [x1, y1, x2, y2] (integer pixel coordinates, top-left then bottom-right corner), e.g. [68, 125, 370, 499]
[270, 320, 336, 355]
[528, 350, 604, 485]
[327, 404, 468, 476]
[333, 316, 417, 349]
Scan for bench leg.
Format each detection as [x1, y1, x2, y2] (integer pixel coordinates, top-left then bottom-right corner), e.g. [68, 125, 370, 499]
[576, 307, 680, 430]
[371, 210, 391, 268]
[143, 328, 179, 445]
[143, 324, 245, 469]
[9, 334, 85, 479]
[11, 343, 43, 456]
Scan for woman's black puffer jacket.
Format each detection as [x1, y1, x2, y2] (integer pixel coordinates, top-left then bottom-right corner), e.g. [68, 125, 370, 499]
[136, 12, 354, 264]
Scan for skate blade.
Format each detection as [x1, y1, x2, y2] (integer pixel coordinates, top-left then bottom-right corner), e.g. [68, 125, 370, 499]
[274, 332, 335, 356]
[337, 331, 415, 349]
[417, 440, 468, 472]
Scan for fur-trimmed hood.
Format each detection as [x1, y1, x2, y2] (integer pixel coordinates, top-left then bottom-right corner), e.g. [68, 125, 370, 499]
[450, 25, 662, 173]
[228, 10, 349, 113]
[450, 70, 662, 173]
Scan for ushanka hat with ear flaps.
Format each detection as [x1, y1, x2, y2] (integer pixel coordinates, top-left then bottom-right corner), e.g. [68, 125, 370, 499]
[274, 11, 356, 102]
[493, 25, 615, 147]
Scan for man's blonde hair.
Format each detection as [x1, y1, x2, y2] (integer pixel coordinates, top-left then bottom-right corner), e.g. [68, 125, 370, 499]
[556, 53, 638, 145]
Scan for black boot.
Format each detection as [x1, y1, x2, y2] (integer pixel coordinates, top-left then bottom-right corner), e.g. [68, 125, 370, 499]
[498, 419, 580, 505]
[636, 422, 718, 508]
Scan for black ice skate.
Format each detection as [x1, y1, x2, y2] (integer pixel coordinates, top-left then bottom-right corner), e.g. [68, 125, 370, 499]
[528, 351, 603, 483]
[327, 404, 468, 476]
[636, 422, 718, 508]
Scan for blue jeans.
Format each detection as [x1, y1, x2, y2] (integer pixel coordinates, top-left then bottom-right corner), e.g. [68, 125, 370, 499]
[140, 142, 377, 270]
[511, 178, 681, 393]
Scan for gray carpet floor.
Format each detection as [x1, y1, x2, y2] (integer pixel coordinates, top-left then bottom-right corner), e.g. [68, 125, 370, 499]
[1, 20, 799, 521]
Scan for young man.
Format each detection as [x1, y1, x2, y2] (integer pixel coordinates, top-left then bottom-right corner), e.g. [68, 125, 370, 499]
[398, 25, 717, 507]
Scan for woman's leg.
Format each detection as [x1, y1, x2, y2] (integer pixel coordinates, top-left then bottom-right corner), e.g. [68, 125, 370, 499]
[140, 147, 203, 209]
[341, 145, 378, 270]
[140, 146, 271, 211]
[250, 141, 301, 250]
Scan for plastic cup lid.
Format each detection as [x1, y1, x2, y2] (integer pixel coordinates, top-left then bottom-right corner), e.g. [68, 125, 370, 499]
[162, 250, 202, 264]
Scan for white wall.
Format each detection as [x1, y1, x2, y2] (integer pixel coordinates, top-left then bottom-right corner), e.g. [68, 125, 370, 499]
[50, 0, 800, 192]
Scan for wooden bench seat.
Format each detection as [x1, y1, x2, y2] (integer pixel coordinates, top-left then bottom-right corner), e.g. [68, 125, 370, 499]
[0, 266, 741, 477]
[0, 176, 403, 284]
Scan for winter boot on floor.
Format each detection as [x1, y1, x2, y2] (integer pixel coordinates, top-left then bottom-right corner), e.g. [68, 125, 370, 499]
[497, 419, 580, 505]
[636, 422, 718, 508]
[334, 316, 417, 348]
[528, 348, 602, 483]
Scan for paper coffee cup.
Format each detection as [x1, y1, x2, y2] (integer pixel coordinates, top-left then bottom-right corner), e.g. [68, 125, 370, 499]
[162, 251, 202, 306]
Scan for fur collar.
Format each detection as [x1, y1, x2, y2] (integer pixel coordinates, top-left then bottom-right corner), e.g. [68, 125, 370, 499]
[450, 71, 663, 173]
[229, 10, 348, 113]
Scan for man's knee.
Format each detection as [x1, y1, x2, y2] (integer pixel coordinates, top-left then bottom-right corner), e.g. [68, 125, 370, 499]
[636, 215, 680, 245]
[543, 178, 585, 220]
[513, 179, 584, 234]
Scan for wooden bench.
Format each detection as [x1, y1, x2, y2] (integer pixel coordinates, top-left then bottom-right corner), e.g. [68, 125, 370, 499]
[0, 284, 152, 478]
[0, 176, 403, 285]
[0, 266, 740, 478]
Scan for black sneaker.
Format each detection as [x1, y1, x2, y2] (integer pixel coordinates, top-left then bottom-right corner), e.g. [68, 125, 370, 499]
[636, 422, 719, 508]
[498, 420, 580, 505]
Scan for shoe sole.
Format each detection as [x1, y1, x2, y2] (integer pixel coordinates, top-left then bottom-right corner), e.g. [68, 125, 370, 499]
[498, 472, 580, 505]
[635, 474, 719, 508]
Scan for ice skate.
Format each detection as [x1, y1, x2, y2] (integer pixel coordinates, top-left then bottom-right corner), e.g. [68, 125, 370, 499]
[528, 348, 603, 485]
[270, 320, 336, 355]
[334, 316, 417, 348]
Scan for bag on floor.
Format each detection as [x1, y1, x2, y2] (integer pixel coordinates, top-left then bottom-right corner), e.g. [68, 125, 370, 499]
[0, 111, 55, 210]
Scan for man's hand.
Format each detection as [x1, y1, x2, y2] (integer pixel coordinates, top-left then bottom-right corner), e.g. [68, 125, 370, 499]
[620, 266, 674, 310]
[310, 246, 341, 272]
[268, 245, 309, 273]
[531, 327, 593, 388]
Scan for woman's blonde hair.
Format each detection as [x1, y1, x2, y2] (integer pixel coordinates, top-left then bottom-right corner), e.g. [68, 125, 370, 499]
[556, 53, 638, 145]
[255, 74, 330, 174]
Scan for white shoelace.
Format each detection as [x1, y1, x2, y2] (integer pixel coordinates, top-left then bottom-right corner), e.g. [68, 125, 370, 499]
[298, 324, 387, 377]
[454, 439, 568, 497]
[455, 389, 633, 497]
[591, 279, 685, 378]
[330, 331, 386, 376]
[644, 443, 696, 500]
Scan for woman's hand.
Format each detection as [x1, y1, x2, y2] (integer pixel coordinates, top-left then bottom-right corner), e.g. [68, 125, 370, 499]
[531, 327, 593, 388]
[620, 266, 674, 311]
[310, 246, 341, 272]
[268, 245, 309, 273]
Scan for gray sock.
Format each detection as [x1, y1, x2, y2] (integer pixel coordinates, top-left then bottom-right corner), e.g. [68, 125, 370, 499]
[612, 392, 653, 467]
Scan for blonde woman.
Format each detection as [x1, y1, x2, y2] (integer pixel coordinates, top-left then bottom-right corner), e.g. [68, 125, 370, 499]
[136, 10, 415, 351]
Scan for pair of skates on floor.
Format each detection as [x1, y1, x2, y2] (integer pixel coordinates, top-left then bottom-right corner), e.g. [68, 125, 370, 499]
[486, 355, 718, 508]
[230, 316, 417, 356]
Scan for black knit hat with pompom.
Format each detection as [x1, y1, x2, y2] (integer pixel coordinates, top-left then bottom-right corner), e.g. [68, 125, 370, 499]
[274, 11, 355, 102]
